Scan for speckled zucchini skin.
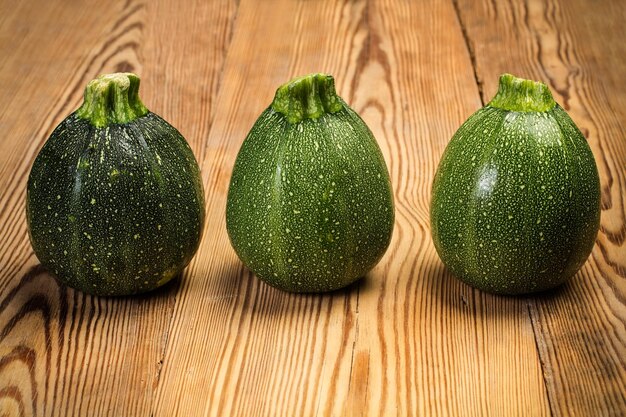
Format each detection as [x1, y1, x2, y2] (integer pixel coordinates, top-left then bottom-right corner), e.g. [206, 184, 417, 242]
[226, 75, 394, 292]
[27, 74, 204, 296]
[431, 74, 600, 295]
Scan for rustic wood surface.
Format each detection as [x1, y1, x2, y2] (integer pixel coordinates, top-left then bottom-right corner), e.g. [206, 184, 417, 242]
[0, 0, 624, 416]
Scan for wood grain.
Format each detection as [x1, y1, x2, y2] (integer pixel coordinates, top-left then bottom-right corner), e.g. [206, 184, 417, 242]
[0, 0, 623, 416]
[0, 0, 237, 416]
[455, 0, 626, 415]
[152, 0, 549, 416]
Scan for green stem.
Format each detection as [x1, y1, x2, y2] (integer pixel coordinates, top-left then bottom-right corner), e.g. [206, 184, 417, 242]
[271, 73, 344, 124]
[76, 73, 148, 127]
[488, 73, 556, 112]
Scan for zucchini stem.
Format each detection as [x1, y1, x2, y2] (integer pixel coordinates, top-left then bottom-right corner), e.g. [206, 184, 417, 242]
[271, 73, 343, 124]
[77, 73, 148, 127]
[488, 73, 556, 113]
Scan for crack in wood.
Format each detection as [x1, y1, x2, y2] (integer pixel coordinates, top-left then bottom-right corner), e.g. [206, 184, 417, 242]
[451, 0, 484, 105]
[527, 300, 555, 417]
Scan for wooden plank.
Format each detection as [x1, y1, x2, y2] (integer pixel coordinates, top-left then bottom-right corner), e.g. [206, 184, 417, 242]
[4, 0, 622, 415]
[455, 0, 626, 415]
[151, 0, 549, 416]
[0, 1, 238, 416]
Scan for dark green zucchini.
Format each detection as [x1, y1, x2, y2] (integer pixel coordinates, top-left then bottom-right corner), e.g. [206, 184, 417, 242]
[226, 73, 394, 292]
[431, 74, 600, 295]
[26, 73, 205, 296]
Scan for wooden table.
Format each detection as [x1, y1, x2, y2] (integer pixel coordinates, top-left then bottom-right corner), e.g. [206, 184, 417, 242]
[1, 1, 625, 416]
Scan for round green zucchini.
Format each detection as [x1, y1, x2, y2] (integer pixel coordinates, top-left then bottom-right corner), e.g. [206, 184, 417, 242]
[226, 73, 394, 292]
[26, 73, 205, 296]
[431, 73, 600, 295]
